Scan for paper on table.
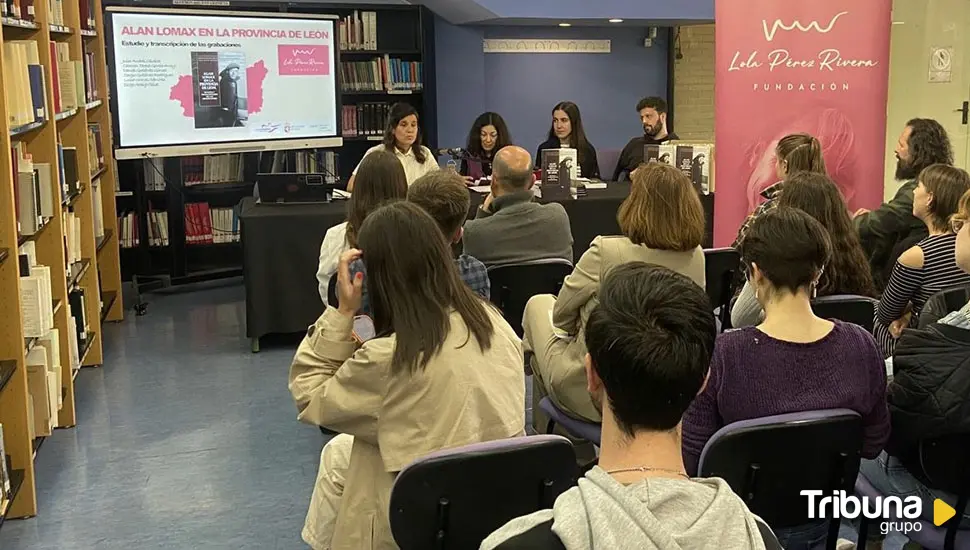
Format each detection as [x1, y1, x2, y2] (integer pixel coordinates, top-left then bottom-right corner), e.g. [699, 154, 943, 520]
[333, 189, 351, 199]
[469, 186, 491, 194]
[583, 182, 607, 189]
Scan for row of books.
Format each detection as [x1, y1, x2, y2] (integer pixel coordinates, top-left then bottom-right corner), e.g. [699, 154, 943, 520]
[87, 122, 104, 174]
[1, 0, 34, 20]
[80, 50, 99, 104]
[263, 149, 338, 179]
[340, 57, 423, 92]
[145, 210, 170, 247]
[12, 138, 80, 237]
[341, 103, 390, 138]
[51, 41, 91, 113]
[26, 327, 63, 438]
[142, 158, 165, 191]
[185, 204, 239, 244]
[3, 40, 45, 127]
[182, 154, 245, 185]
[63, 210, 82, 268]
[118, 211, 141, 248]
[0, 0, 94, 27]
[47, 0, 66, 27]
[338, 11, 378, 51]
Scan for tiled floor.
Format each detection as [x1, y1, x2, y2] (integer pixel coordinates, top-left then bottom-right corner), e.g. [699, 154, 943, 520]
[0, 282, 324, 550]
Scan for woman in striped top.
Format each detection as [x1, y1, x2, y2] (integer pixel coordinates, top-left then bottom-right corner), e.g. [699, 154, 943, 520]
[875, 164, 970, 356]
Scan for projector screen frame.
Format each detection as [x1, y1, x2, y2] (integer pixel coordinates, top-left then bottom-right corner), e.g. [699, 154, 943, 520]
[104, 6, 344, 159]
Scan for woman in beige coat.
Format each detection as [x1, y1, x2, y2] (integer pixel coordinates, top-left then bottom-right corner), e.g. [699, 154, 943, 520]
[524, 163, 707, 424]
[290, 202, 525, 550]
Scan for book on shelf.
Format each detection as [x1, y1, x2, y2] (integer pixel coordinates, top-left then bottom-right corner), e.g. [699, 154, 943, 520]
[184, 204, 239, 245]
[340, 56, 423, 92]
[2, 0, 36, 21]
[146, 210, 169, 247]
[338, 11, 377, 51]
[87, 123, 104, 172]
[26, 346, 53, 436]
[47, 0, 64, 26]
[63, 211, 81, 266]
[342, 102, 389, 138]
[260, 149, 338, 183]
[3, 40, 46, 127]
[66, 312, 79, 372]
[60, 143, 79, 197]
[118, 211, 139, 248]
[181, 154, 245, 185]
[143, 157, 165, 191]
[79, 0, 94, 29]
[18, 249, 54, 338]
[51, 41, 80, 112]
[37, 328, 61, 410]
[0, 424, 10, 501]
[12, 143, 50, 236]
[92, 179, 104, 239]
[68, 287, 88, 355]
[82, 51, 98, 103]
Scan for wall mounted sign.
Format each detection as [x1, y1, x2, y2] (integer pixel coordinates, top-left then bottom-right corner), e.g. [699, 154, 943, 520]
[482, 39, 611, 54]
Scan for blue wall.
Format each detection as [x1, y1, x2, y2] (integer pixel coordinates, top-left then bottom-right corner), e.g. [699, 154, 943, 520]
[435, 19, 670, 158]
[476, 0, 713, 21]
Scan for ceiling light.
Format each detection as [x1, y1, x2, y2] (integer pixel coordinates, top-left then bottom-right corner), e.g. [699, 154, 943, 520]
[559, 23, 572, 27]
[609, 18, 624, 23]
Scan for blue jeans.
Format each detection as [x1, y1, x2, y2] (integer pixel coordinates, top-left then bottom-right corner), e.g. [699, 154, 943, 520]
[859, 451, 970, 528]
[774, 520, 830, 550]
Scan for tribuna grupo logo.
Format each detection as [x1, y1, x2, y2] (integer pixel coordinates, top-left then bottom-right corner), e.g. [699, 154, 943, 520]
[802, 490, 957, 535]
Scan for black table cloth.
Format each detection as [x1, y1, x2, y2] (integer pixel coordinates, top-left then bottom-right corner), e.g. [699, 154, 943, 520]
[240, 186, 715, 344]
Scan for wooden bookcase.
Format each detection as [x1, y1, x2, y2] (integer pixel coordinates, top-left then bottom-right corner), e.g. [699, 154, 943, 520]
[0, 0, 122, 520]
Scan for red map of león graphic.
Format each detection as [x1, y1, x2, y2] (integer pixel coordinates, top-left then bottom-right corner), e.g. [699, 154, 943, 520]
[169, 61, 268, 117]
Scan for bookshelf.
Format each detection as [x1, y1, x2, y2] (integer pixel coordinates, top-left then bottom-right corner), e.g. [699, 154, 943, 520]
[0, 0, 122, 520]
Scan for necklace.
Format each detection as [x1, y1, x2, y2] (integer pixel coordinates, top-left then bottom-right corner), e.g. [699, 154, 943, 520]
[604, 466, 690, 480]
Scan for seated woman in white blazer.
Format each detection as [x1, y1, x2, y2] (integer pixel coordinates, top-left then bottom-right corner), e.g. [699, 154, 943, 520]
[290, 201, 524, 550]
[523, 163, 707, 425]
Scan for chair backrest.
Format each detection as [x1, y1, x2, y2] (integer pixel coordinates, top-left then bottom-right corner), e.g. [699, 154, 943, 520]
[596, 149, 621, 181]
[918, 433, 970, 498]
[389, 435, 578, 550]
[327, 272, 339, 308]
[487, 260, 574, 337]
[811, 295, 877, 329]
[919, 284, 970, 328]
[698, 409, 863, 529]
[704, 248, 741, 313]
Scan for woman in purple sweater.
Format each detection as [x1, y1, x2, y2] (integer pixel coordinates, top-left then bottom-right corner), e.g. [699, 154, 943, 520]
[683, 207, 890, 549]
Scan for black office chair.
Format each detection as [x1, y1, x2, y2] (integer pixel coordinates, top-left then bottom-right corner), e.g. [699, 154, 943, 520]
[487, 260, 574, 337]
[920, 285, 970, 328]
[811, 294, 877, 330]
[704, 248, 741, 331]
[857, 434, 970, 549]
[698, 409, 863, 550]
[388, 435, 578, 550]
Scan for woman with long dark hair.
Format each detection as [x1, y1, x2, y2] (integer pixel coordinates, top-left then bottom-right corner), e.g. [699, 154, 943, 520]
[535, 101, 600, 180]
[731, 172, 876, 326]
[291, 201, 524, 550]
[316, 150, 407, 304]
[347, 102, 438, 190]
[461, 111, 512, 181]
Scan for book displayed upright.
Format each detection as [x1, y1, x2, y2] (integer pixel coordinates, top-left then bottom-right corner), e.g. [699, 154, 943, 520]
[540, 148, 576, 201]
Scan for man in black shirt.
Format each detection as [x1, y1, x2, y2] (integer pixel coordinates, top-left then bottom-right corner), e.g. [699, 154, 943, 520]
[613, 96, 678, 181]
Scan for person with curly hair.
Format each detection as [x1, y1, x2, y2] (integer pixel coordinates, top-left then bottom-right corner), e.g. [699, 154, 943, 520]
[855, 118, 953, 290]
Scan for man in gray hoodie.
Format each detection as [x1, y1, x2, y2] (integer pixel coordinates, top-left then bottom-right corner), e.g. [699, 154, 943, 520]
[481, 263, 779, 550]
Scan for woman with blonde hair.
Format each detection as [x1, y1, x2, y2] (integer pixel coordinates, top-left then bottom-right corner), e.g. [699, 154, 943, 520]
[522, 163, 705, 425]
[874, 164, 970, 356]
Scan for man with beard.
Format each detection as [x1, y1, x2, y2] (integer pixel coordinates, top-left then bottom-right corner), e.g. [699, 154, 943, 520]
[855, 118, 953, 290]
[612, 96, 678, 181]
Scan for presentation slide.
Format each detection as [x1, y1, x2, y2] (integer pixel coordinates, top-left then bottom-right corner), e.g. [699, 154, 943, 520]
[109, 11, 338, 150]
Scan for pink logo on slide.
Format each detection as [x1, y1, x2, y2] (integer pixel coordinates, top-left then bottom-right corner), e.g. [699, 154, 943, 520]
[278, 45, 330, 75]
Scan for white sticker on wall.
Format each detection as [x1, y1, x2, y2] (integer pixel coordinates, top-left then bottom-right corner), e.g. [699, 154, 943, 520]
[483, 39, 611, 54]
[928, 47, 953, 83]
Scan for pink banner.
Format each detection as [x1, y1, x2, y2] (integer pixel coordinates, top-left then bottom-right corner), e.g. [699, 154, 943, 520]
[713, 0, 892, 246]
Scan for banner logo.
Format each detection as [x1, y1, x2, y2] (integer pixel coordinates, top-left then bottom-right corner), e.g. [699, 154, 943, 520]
[278, 44, 330, 76]
[935, 499, 956, 527]
[762, 11, 849, 41]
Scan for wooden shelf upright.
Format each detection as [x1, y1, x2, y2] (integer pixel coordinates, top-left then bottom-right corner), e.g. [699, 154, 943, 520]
[0, 0, 122, 522]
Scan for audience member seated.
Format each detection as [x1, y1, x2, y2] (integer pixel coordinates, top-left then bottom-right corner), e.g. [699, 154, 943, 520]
[347, 102, 438, 190]
[290, 201, 525, 550]
[732, 172, 877, 327]
[683, 207, 890, 549]
[732, 133, 827, 250]
[352, 171, 490, 314]
[461, 112, 512, 182]
[613, 96, 678, 181]
[316, 151, 407, 305]
[861, 188, 970, 530]
[535, 101, 600, 180]
[463, 146, 573, 268]
[523, 163, 705, 424]
[855, 118, 954, 290]
[874, 164, 970, 357]
[482, 263, 776, 550]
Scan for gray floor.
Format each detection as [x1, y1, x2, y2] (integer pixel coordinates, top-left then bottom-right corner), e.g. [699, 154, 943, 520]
[0, 283, 324, 550]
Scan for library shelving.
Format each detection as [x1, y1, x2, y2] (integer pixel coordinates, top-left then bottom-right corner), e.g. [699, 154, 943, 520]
[0, 0, 122, 521]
